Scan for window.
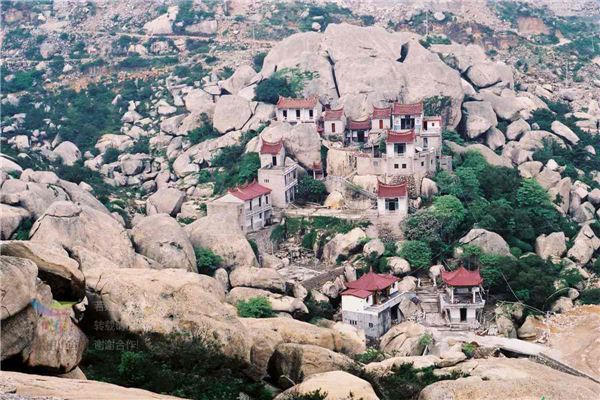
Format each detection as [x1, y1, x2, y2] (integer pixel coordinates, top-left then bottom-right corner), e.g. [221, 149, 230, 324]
[421, 161, 425, 167]
[423, 137, 428, 149]
[282, 110, 287, 118]
[259, 196, 262, 206]
[385, 198, 398, 211]
[379, 119, 383, 129]
[400, 116, 415, 130]
[272, 155, 277, 166]
[296, 109, 300, 118]
[263, 178, 269, 183]
[259, 212, 262, 219]
[402, 163, 407, 169]
[423, 120, 428, 130]
[266, 196, 269, 204]
[331, 123, 336, 133]
[309, 109, 314, 119]
[368, 322, 374, 328]
[249, 200, 253, 210]
[394, 143, 406, 155]
[394, 163, 399, 169]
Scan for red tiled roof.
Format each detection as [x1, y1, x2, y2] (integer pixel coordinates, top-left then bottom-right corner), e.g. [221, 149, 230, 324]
[347, 118, 371, 131]
[392, 102, 423, 116]
[377, 180, 407, 198]
[323, 108, 344, 121]
[372, 106, 391, 119]
[341, 288, 372, 299]
[423, 116, 442, 121]
[441, 267, 483, 287]
[386, 130, 416, 143]
[346, 272, 398, 292]
[260, 138, 283, 155]
[228, 181, 271, 201]
[277, 96, 318, 109]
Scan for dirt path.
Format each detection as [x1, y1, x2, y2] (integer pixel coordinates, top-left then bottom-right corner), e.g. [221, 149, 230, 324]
[544, 305, 600, 380]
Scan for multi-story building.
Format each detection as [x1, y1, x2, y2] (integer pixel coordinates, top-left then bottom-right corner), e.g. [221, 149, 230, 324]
[207, 181, 272, 232]
[257, 138, 298, 208]
[276, 96, 322, 125]
[341, 272, 411, 339]
[439, 267, 485, 327]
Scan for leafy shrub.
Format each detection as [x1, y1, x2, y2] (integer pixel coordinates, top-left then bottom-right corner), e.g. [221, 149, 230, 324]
[296, 176, 327, 204]
[236, 296, 274, 318]
[103, 147, 121, 163]
[355, 348, 386, 364]
[254, 75, 295, 104]
[418, 333, 432, 347]
[253, 52, 267, 71]
[82, 332, 271, 400]
[118, 55, 151, 69]
[580, 289, 600, 305]
[462, 342, 477, 358]
[399, 241, 432, 270]
[248, 239, 259, 258]
[302, 229, 318, 250]
[302, 292, 335, 322]
[129, 137, 150, 154]
[194, 246, 222, 275]
[13, 219, 33, 240]
[187, 113, 219, 144]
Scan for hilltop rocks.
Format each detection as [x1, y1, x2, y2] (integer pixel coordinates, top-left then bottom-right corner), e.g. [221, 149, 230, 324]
[184, 89, 215, 115]
[213, 95, 253, 133]
[227, 287, 308, 314]
[0, 156, 23, 175]
[275, 371, 379, 400]
[29, 201, 139, 269]
[52, 141, 81, 166]
[0, 204, 30, 239]
[229, 267, 286, 293]
[0, 371, 184, 400]
[551, 120, 579, 145]
[146, 188, 185, 217]
[466, 61, 512, 89]
[0, 256, 38, 320]
[462, 101, 498, 138]
[379, 322, 429, 356]
[131, 214, 197, 272]
[268, 343, 355, 386]
[534, 232, 567, 260]
[506, 118, 531, 140]
[363, 238, 385, 257]
[85, 267, 250, 362]
[1, 241, 85, 300]
[143, 7, 176, 35]
[261, 122, 322, 169]
[419, 358, 600, 400]
[567, 224, 600, 265]
[221, 65, 260, 95]
[459, 228, 511, 257]
[185, 215, 258, 268]
[322, 228, 366, 263]
[388, 257, 411, 275]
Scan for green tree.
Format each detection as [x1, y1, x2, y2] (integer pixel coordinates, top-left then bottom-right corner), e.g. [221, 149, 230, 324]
[253, 52, 267, 71]
[398, 241, 432, 270]
[254, 75, 294, 104]
[296, 176, 327, 204]
[187, 113, 219, 144]
[236, 296, 274, 318]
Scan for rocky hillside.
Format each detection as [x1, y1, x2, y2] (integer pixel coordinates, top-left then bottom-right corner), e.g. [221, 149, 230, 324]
[1, 1, 600, 399]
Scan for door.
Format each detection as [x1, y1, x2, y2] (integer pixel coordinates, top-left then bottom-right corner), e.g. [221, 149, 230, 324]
[357, 131, 365, 142]
[460, 308, 467, 322]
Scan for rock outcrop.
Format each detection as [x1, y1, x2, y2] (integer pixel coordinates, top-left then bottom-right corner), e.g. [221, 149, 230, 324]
[275, 370, 379, 400]
[459, 228, 511, 257]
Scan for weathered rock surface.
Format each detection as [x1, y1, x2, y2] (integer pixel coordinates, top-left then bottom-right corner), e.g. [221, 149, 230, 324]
[551, 120, 579, 145]
[229, 267, 286, 293]
[459, 228, 511, 257]
[322, 228, 366, 263]
[534, 232, 566, 260]
[462, 101, 498, 139]
[0, 204, 30, 239]
[131, 214, 197, 272]
[275, 370, 379, 400]
[227, 287, 307, 314]
[268, 343, 355, 385]
[146, 188, 185, 217]
[185, 215, 258, 268]
[1, 241, 84, 300]
[0, 256, 38, 320]
[52, 141, 81, 166]
[29, 201, 139, 269]
[0, 371, 183, 399]
[419, 358, 600, 400]
[213, 95, 253, 133]
[379, 322, 429, 356]
[85, 267, 250, 361]
[567, 224, 600, 265]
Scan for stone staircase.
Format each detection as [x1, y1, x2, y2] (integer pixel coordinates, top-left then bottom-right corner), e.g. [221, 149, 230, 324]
[416, 277, 449, 328]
